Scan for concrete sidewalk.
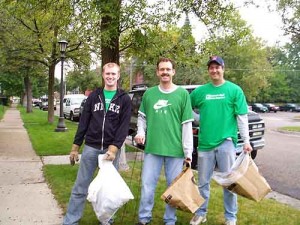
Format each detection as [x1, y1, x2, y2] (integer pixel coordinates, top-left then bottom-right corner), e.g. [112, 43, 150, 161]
[0, 105, 63, 225]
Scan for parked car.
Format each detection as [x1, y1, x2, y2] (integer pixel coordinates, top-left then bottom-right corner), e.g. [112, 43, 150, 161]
[128, 85, 265, 169]
[63, 94, 87, 121]
[263, 103, 279, 113]
[32, 99, 41, 107]
[279, 103, 300, 112]
[250, 103, 268, 113]
[39, 97, 56, 111]
[78, 98, 87, 120]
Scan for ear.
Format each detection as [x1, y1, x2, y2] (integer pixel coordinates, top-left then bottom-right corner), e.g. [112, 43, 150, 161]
[156, 69, 160, 77]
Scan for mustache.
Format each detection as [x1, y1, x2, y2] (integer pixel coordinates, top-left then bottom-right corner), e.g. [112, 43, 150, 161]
[161, 74, 170, 77]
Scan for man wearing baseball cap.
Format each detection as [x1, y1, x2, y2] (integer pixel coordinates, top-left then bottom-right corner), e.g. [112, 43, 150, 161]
[189, 56, 252, 225]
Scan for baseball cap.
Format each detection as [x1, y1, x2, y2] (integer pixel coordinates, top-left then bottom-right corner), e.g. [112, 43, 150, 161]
[207, 56, 225, 67]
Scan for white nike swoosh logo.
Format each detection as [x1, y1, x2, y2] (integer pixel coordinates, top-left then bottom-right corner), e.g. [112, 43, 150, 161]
[153, 103, 171, 110]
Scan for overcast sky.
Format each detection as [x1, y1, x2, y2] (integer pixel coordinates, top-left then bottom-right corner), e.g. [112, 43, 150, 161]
[237, 2, 289, 46]
[183, 1, 290, 47]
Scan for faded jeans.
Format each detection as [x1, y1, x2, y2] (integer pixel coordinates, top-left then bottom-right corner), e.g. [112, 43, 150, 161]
[194, 140, 237, 222]
[62, 145, 120, 225]
[138, 153, 184, 225]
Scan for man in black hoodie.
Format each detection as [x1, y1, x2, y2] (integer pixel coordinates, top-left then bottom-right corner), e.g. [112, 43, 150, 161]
[63, 62, 132, 225]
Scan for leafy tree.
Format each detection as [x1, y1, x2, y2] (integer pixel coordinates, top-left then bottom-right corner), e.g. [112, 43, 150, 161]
[277, 0, 300, 42]
[0, 0, 92, 122]
[66, 69, 101, 94]
[263, 41, 300, 103]
[197, 11, 275, 102]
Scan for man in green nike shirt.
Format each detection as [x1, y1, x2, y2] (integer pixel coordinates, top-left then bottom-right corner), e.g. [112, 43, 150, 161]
[134, 58, 194, 225]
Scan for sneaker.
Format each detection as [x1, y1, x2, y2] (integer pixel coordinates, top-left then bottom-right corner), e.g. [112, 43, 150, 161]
[225, 220, 236, 225]
[135, 222, 149, 225]
[190, 215, 207, 225]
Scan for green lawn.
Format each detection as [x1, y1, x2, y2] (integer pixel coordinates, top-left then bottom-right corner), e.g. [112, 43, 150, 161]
[278, 126, 300, 132]
[19, 106, 300, 224]
[0, 105, 7, 120]
[44, 162, 300, 225]
[19, 107, 78, 155]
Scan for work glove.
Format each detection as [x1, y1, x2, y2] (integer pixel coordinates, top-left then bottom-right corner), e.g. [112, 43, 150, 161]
[104, 145, 118, 161]
[69, 144, 80, 166]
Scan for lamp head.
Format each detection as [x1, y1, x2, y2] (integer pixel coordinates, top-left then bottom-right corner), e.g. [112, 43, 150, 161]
[58, 40, 68, 54]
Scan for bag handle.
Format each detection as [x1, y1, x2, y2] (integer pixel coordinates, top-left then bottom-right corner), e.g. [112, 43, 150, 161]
[184, 159, 191, 168]
[182, 162, 197, 185]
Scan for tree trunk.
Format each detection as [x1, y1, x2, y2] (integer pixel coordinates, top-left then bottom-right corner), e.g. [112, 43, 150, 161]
[24, 72, 33, 113]
[100, 0, 121, 87]
[47, 63, 55, 123]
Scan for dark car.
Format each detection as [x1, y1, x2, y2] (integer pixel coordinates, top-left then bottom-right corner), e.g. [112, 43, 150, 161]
[263, 103, 279, 113]
[78, 98, 87, 119]
[250, 103, 268, 113]
[128, 85, 265, 169]
[279, 103, 300, 112]
[39, 97, 56, 111]
[32, 99, 41, 107]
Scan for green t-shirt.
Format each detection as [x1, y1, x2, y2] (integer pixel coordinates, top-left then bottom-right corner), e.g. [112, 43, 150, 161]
[103, 89, 116, 111]
[139, 86, 193, 157]
[190, 81, 248, 150]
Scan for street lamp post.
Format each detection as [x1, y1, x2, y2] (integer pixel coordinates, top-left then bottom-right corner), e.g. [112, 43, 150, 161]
[55, 40, 68, 132]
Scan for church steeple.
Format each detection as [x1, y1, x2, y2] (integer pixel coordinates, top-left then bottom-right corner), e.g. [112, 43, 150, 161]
[179, 10, 195, 54]
[183, 10, 191, 28]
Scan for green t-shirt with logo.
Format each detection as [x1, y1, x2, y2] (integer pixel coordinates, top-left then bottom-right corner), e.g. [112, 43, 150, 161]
[190, 81, 248, 150]
[103, 89, 116, 111]
[139, 86, 194, 157]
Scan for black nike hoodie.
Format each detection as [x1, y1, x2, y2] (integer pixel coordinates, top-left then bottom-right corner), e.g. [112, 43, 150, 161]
[73, 88, 132, 150]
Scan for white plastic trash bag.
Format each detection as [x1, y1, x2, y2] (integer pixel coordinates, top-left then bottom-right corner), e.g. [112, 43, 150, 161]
[212, 151, 250, 186]
[87, 154, 134, 224]
[212, 151, 271, 202]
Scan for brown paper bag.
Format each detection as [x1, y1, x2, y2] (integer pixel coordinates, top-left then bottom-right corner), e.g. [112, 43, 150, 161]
[160, 167, 204, 213]
[226, 158, 272, 202]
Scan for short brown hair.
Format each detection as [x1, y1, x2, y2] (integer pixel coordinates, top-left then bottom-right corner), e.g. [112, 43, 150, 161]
[102, 62, 120, 73]
[156, 57, 176, 69]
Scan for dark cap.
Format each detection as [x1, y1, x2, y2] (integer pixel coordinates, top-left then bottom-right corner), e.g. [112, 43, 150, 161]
[207, 56, 225, 67]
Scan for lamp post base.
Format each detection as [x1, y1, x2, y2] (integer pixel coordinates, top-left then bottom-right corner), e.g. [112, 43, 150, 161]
[55, 117, 68, 132]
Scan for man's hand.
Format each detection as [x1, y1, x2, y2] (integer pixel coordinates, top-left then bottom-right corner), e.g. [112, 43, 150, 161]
[69, 144, 80, 166]
[134, 134, 145, 145]
[104, 145, 118, 161]
[243, 143, 253, 153]
[184, 157, 192, 168]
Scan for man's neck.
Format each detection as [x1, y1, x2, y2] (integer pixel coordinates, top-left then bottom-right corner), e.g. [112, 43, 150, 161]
[104, 85, 117, 91]
[159, 82, 174, 91]
[212, 79, 225, 86]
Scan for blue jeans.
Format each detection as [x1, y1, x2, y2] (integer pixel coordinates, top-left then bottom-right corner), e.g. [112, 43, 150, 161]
[138, 153, 184, 225]
[62, 145, 120, 225]
[195, 140, 237, 222]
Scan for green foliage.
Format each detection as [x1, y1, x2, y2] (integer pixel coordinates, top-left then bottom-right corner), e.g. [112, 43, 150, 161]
[122, 24, 205, 87]
[0, 0, 93, 122]
[277, 0, 300, 42]
[1, 0, 299, 106]
[0, 105, 7, 120]
[66, 69, 101, 93]
[261, 42, 300, 103]
[0, 71, 24, 97]
[199, 11, 275, 102]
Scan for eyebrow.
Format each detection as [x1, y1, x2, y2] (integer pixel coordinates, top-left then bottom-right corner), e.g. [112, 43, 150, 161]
[104, 72, 117, 74]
